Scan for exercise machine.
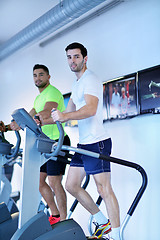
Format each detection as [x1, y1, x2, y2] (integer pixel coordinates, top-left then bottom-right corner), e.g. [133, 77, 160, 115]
[9, 108, 87, 240]
[0, 129, 21, 239]
[0, 125, 50, 239]
[0, 131, 21, 199]
[0, 130, 21, 206]
[61, 146, 148, 240]
[0, 131, 21, 212]
[7, 108, 147, 240]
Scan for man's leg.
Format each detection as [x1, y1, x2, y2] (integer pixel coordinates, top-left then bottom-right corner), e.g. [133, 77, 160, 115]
[93, 172, 120, 240]
[48, 175, 67, 221]
[65, 166, 100, 215]
[66, 166, 112, 239]
[39, 172, 59, 216]
[93, 172, 120, 228]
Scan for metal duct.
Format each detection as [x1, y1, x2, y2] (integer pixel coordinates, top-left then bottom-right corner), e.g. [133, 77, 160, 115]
[0, 0, 107, 61]
[40, 0, 124, 47]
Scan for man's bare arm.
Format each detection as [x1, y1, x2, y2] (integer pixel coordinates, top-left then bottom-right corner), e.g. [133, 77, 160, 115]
[29, 108, 37, 118]
[35, 101, 58, 125]
[52, 94, 98, 123]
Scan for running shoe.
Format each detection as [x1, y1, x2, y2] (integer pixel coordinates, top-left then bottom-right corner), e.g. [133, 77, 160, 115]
[89, 220, 112, 239]
[48, 215, 60, 225]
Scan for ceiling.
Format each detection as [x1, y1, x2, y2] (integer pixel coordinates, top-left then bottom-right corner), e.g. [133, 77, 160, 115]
[0, 0, 60, 44]
[0, 0, 124, 61]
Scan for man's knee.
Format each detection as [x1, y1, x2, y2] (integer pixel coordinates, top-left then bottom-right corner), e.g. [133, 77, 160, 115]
[39, 178, 47, 192]
[39, 182, 44, 193]
[65, 180, 72, 194]
[65, 179, 77, 195]
[48, 176, 62, 192]
[97, 183, 113, 199]
[65, 179, 82, 198]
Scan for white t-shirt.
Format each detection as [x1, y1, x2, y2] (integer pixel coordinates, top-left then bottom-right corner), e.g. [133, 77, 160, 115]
[71, 69, 109, 144]
[111, 92, 121, 108]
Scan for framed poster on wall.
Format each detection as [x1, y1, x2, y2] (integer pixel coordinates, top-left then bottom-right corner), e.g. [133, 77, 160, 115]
[104, 73, 138, 120]
[138, 65, 160, 114]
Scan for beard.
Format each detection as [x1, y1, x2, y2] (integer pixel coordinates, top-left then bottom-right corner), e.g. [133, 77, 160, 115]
[70, 59, 85, 72]
[35, 81, 47, 88]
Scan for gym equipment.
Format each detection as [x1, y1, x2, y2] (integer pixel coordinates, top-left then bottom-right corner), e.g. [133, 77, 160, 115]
[0, 130, 21, 206]
[7, 108, 87, 240]
[0, 130, 21, 212]
[0, 129, 21, 239]
[0, 126, 50, 239]
[62, 147, 148, 240]
[6, 108, 147, 240]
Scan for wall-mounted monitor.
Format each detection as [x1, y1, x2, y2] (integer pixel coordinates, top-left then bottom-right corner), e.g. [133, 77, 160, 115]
[104, 73, 138, 120]
[138, 65, 160, 114]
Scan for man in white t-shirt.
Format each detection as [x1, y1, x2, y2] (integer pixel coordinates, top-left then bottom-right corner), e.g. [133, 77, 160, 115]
[111, 86, 121, 116]
[51, 42, 120, 240]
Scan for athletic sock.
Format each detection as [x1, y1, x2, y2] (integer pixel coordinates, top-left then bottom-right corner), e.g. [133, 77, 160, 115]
[110, 226, 120, 240]
[52, 214, 60, 218]
[93, 211, 109, 225]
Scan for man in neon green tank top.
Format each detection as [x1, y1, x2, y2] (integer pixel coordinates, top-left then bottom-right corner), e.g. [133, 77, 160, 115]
[30, 64, 70, 225]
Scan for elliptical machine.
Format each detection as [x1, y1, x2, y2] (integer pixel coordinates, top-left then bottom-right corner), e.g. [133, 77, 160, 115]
[0, 130, 21, 212]
[9, 108, 87, 240]
[7, 108, 147, 240]
[0, 128, 21, 239]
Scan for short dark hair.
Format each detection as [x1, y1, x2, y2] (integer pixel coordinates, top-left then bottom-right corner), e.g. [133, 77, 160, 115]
[65, 42, 87, 58]
[33, 64, 49, 75]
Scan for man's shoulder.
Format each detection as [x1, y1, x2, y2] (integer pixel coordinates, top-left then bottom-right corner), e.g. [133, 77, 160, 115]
[47, 84, 62, 95]
[85, 69, 97, 78]
[85, 71, 102, 89]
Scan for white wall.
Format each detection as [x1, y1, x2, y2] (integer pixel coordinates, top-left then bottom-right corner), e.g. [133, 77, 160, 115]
[105, 114, 160, 240]
[0, 0, 160, 239]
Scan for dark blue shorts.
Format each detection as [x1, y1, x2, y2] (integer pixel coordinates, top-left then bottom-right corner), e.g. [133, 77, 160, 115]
[40, 135, 70, 176]
[70, 138, 112, 175]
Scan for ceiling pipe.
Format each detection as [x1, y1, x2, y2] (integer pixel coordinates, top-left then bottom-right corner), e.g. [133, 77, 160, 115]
[40, 0, 124, 48]
[0, 0, 108, 61]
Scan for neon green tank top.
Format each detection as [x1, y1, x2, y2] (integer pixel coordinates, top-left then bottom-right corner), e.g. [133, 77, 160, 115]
[34, 84, 66, 140]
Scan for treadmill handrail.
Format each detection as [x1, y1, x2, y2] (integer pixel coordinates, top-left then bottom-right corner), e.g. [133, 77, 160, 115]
[44, 121, 64, 158]
[6, 131, 21, 160]
[99, 154, 148, 217]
